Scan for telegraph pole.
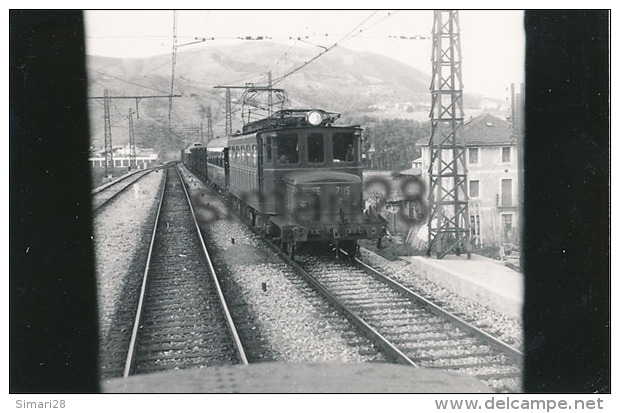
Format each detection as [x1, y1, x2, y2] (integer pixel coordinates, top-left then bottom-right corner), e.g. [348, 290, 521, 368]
[89, 92, 181, 177]
[426, 10, 471, 259]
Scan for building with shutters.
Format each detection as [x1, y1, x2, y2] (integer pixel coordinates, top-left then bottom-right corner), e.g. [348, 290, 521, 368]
[419, 113, 521, 248]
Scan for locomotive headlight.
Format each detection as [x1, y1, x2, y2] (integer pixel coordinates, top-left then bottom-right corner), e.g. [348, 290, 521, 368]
[306, 110, 323, 126]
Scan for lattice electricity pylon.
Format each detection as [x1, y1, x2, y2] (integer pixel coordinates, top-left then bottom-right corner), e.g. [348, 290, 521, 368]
[225, 87, 232, 136]
[128, 108, 137, 169]
[426, 10, 471, 259]
[103, 89, 113, 176]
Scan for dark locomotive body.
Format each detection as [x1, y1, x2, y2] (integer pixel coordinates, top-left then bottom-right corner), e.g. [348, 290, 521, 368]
[185, 109, 385, 257]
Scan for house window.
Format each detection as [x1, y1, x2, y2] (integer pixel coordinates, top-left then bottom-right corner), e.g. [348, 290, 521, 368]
[470, 215, 481, 236]
[501, 213, 513, 242]
[501, 178, 512, 206]
[470, 214, 481, 246]
[469, 180, 480, 198]
[502, 147, 511, 163]
[468, 147, 479, 164]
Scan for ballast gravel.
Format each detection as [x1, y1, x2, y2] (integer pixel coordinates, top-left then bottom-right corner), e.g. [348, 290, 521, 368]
[93, 171, 164, 341]
[358, 248, 523, 350]
[203, 217, 385, 363]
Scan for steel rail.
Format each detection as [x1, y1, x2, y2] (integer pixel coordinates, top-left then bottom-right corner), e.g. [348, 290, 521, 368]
[122, 167, 168, 378]
[176, 164, 249, 366]
[272, 246, 419, 367]
[91, 169, 146, 195]
[349, 252, 524, 364]
[92, 169, 154, 212]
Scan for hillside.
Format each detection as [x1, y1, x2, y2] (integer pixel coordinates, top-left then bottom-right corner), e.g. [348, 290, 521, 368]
[86, 41, 501, 161]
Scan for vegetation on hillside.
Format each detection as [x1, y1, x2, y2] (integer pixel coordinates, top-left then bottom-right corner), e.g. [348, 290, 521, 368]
[87, 42, 501, 163]
[342, 115, 429, 171]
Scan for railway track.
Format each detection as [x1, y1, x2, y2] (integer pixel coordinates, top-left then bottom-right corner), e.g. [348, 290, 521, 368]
[92, 168, 156, 212]
[121, 165, 247, 377]
[283, 249, 523, 392]
[174, 163, 521, 391]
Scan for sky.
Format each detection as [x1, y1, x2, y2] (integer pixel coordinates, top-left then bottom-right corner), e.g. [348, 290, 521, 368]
[84, 9, 525, 100]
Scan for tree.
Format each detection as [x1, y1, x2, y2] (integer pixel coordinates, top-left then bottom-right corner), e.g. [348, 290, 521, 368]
[346, 116, 429, 170]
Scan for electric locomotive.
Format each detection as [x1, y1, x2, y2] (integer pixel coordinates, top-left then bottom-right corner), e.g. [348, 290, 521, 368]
[187, 109, 385, 258]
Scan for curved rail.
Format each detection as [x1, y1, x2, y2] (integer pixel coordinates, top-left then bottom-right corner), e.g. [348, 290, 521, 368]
[269, 242, 418, 367]
[91, 169, 144, 195]
[92, 169, 154, 212]
[350, 253, 524, 364]
[292, 250, 521, 390]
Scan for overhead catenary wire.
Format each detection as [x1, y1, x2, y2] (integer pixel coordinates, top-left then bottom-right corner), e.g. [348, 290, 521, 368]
[90, 69, 172, 95]
[106, 10, 405, 134]
[271, 10, 401, 86]
[213, 11, 388, 88]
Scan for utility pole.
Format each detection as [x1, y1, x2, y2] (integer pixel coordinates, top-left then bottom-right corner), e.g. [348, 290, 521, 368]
[511, 82, 525, 259]
[426, 10, 471, 259]
[128, 108, 136, 169]
[511, 82, 525, 183]
[89, 92, 181, 177]
[103, 89, 113, 177]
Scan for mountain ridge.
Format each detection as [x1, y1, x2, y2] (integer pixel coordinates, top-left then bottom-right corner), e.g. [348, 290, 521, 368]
[86, 41, 502, 159]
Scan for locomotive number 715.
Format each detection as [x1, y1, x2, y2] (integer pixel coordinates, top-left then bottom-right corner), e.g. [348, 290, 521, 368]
[336, 186, 351, 195]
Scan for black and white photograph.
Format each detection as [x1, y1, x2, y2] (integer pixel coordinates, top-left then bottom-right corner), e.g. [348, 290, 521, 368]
[10, 5, 611, 407]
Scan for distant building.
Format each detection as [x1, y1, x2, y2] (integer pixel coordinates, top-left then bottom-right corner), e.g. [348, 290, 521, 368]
[89, 146, 159, 169]
[420, 113, 521, 247]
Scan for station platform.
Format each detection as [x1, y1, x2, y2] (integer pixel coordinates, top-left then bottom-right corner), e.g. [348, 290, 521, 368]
[101, 362, 491, 393]
[401, 254, 523, 321]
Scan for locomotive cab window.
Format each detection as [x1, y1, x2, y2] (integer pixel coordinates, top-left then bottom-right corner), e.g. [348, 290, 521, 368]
[333, 132, 356, 163]
[307, 133, 325, 163]
[277, 134, 299, 164]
